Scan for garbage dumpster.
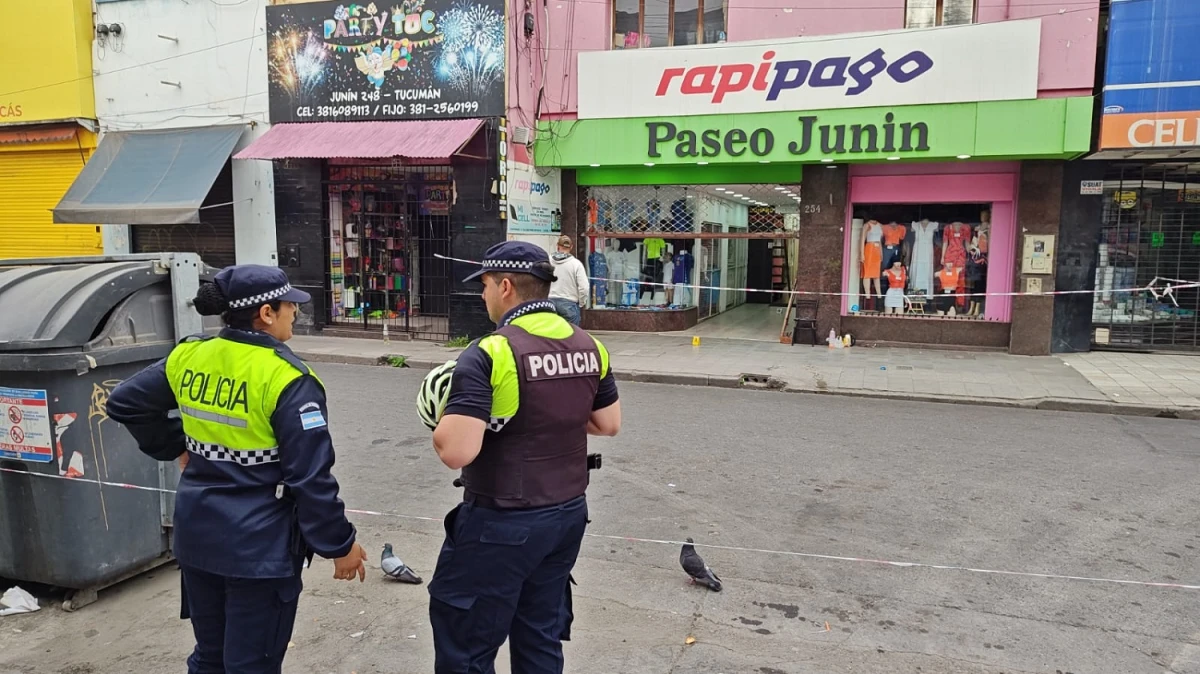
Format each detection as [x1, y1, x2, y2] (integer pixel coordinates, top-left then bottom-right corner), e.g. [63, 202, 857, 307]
[0, 254, 211, 611]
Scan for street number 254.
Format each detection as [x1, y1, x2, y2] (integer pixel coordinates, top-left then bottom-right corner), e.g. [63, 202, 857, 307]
[803, 204, 821, 214]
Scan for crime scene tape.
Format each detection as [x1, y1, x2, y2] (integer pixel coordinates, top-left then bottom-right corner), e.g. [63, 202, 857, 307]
[432, 254, 1200, 304]
[1, 465, 1197, 592]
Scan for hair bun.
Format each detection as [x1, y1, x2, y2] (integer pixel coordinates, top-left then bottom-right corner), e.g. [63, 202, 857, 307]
[192, 282, 229, 316]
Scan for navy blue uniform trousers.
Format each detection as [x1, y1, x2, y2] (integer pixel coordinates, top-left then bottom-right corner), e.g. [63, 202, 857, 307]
[428, 496, 588, 674]
[180, 565, 303, 674]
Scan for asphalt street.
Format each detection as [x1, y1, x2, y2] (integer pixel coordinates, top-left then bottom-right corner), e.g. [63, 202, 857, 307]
[2, 363, 1199, 674]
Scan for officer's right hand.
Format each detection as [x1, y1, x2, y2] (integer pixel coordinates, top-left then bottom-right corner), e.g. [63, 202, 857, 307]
[333, 542, 367, 582]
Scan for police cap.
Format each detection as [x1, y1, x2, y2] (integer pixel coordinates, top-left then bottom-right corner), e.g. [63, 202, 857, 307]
[463, 241, 557, 283]
[214, 264, 312, 309]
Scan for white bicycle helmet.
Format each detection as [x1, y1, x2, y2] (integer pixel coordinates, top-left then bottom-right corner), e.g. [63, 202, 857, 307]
[417, 359, 457, 431]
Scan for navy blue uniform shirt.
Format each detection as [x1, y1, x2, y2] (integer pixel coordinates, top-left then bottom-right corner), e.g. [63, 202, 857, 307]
[106, 328, 356, 579]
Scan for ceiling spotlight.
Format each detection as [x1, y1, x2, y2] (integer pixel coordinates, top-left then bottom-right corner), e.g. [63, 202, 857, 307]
[697, 161, 710, 165]
[886, 156, 900, 161]
[732, 193, 743, 197]
[826, 164, 837, 168]
[820, 158, 834, 163]
[715, 187, 726, 191]
[957, 154, 971, 160]
[759, 160, 771, 164]
[774, 186, 785, 191]
[644, 162, 655, 167]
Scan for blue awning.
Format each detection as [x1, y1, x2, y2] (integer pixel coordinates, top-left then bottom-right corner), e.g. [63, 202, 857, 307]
[53, 125, 244, 225]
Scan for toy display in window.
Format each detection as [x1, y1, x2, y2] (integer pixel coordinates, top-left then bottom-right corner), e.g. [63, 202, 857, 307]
[859, 219, 883, 311]
[883, 259, 907, 315]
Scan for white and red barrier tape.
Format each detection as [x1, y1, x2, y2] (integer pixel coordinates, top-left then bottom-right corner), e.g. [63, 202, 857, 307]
[1, 465, 1196, 592]
[433, 254, 1200, 304]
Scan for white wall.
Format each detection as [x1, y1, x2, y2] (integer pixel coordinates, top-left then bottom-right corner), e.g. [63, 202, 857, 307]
[91, 0, 276, 265]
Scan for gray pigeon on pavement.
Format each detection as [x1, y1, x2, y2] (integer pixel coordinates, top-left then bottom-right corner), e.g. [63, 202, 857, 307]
[680, 537, 722, 592]
[381, 543, 423, 584]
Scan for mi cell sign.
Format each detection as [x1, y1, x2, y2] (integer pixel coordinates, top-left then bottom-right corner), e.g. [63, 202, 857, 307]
[577, 20, 1041, 120]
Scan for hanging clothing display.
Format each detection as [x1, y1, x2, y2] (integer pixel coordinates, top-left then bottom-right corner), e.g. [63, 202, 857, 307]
[884, 267, 907, 310]
[881, 222, 907, 270]
[589, 249, 609, 305]
[673, 250, 694, 306]
[943, 222, 970, 268]
[908, 220, 938, 298]
[604, 247, 624, 304]
[861, 221, 883, 279]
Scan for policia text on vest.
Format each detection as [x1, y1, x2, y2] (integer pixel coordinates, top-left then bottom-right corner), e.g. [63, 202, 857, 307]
[105, 263, 366, 673]
[178, 369, 249, 413]
[427, 241, 622, 674]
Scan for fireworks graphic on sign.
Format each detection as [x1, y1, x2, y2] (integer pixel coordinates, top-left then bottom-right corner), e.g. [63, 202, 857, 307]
[435, 2, 504, 95]
[271, 29, 329, 98]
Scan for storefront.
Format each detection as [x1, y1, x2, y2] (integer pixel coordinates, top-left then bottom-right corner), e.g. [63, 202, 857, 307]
[236, 0, 507, 339]
[0, 0, 102, 258]
[536, 20, 1094, 351]
[1084, 0, 1200, 351]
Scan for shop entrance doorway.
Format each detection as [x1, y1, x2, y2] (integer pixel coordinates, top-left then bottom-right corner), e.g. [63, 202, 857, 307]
[324, 164, 452, 341]
[581, 182, 800, 341]
[1093, 163, 1200, 350]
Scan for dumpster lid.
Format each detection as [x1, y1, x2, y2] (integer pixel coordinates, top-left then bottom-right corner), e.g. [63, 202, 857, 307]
[0, 259, 169, 351]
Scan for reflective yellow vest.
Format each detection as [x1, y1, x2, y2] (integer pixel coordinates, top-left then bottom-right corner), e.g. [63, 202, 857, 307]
[164, 337, 317, 465]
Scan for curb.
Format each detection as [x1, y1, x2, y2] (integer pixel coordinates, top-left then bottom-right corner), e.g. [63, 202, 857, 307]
[296, 350, 1200, 420]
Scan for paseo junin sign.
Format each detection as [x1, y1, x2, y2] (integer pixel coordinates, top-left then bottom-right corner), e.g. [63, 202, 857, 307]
[646, 111, 930, 160]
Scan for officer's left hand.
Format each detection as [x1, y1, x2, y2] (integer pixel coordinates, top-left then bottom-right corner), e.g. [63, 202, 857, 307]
[177, 452, 189, 471]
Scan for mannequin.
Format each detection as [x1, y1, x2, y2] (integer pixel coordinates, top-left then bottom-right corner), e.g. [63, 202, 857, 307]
[881, 221, 907, 270]
[859, 219, 884, 311]
[973, 209, 991, 254]
[883, 259, 907, 315]
[673, 245, 694, 306]
[908, 219, 938, 299]
[941, 221, 971, 309]
[589, 243, 609, 307]
[662, 248, 675, 306]
[622, 241, 642, 306]
[965, 242, 987, 316]
[935, 262, 960, 316]
[604, 240, 624, 305]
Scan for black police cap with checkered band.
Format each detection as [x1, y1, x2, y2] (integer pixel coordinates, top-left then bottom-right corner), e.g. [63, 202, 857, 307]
[463, 241, 557, 283]
[215, 264, 312, 310]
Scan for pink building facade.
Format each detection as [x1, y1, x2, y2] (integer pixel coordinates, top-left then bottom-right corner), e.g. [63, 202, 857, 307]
[507, 0, 1100, 125]
[518, 1, 1103, 355]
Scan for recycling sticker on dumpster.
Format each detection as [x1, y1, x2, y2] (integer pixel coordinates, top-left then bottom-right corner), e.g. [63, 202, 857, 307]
[0, 387, 54, 463]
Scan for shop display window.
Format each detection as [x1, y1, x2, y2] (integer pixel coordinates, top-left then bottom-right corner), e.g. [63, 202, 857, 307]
[847, 203, 992, 319]
[325, 164, 452, 340]
[1093, 164, 1200, 349]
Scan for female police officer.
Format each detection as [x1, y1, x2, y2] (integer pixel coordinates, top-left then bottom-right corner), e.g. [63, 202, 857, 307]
[106, 264, 367, 674]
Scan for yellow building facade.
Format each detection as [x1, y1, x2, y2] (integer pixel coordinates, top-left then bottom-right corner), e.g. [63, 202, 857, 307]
[0, 0, 102, 258]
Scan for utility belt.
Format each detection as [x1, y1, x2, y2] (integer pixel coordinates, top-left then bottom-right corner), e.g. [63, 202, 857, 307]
[451, 453, 602, 510]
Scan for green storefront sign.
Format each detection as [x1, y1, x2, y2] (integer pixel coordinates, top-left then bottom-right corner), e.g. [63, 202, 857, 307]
[535, 97, 1092, 185]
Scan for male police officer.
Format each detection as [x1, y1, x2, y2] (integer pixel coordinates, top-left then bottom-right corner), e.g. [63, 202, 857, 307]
[428, 241, 622, 673]
[106, 265, 365, 674]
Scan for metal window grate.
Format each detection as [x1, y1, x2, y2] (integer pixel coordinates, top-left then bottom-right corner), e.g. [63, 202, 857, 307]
[1092, 163, 1200, 350]
[323, 164, 451, 341]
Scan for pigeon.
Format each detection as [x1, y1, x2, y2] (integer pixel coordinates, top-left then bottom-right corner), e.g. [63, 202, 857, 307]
[381, 543, 423, 584]
[680, 537, 722, 592]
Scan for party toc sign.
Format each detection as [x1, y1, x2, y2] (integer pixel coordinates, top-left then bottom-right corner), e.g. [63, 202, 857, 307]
[577, 19, 1041, 120]
[266, 0, 507, 123]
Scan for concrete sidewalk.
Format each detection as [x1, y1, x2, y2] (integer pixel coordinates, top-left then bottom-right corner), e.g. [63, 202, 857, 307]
[289, 332, 1200, 418]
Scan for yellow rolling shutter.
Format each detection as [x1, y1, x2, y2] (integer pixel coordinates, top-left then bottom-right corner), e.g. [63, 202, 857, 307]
[0, 148, 103, 258]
